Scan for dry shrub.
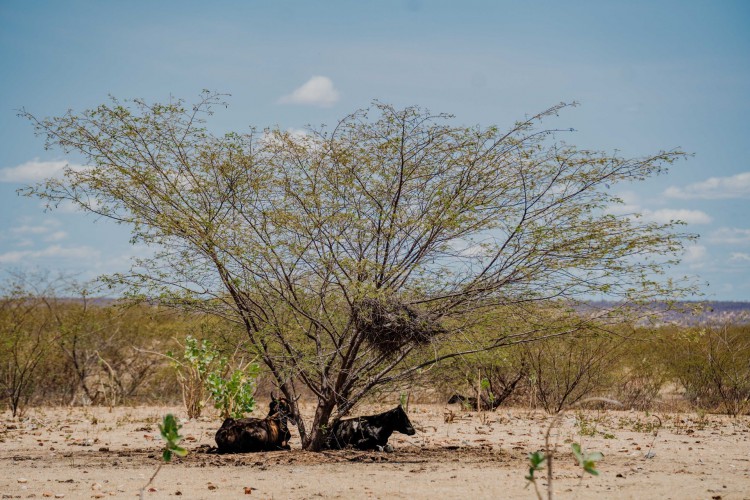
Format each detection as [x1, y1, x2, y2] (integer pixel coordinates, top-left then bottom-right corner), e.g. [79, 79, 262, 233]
[524, 333, 622, 414]
[607, 329, 669, 410]
[428, 348, 529, 409]
[662, 324, 750, 416]
[612, 370, 665, 411]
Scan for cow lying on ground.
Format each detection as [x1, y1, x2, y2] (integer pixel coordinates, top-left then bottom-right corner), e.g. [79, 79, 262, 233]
[215, 395, 296, 453]
[326, 405, 416, 451]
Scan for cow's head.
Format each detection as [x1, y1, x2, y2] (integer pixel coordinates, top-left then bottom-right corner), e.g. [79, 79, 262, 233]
[394, 405, 416, 435]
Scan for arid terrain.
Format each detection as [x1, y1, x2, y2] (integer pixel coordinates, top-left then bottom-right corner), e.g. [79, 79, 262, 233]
[1, 403, 749, 499]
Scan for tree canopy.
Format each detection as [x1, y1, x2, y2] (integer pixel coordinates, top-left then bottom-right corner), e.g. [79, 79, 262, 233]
[21, 92, 694, 449]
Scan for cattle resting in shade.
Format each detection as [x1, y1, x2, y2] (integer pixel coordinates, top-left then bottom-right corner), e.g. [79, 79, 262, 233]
[326, 405, 416, 451]
[215, 395, 296, 453]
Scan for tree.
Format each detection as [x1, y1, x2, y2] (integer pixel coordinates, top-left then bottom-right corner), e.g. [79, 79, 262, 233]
[20, 92, 694, 449]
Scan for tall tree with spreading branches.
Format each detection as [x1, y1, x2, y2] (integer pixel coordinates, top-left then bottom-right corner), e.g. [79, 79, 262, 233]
[20, 92, 694, 449]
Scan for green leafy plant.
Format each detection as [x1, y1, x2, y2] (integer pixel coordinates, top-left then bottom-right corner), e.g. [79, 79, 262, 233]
[166, 335, 259, 420]
[206, 361, 259, 419]
[525, 450, 546, 499]
[140, 414, 187, 499]
[571, 443, 603, 476]
[160, 413, 188, 461]
[167, 336, 221, 419]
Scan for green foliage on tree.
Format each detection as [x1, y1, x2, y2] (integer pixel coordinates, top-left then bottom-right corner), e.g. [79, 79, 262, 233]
[21, 93, 695, 449]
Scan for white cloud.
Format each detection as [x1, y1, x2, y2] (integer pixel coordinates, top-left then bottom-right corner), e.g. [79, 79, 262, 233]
[605, 191, 648, 216]
[730, 252, 750, 263]
[709, 227, 750, 245]
[641, 208, 712, 225]
[10, 220, 63, 241]
[44, 231, 68, 242]
[682, 244, 707, 267]
[605, 192, 710, 225]
[0, 245, 100, 264]
[11, 224, 53, 235]
[0, 159, 88, 183]
[279, 76, 340, 107]
[605, 203, 641, 216]
[664, 172, 750, 200]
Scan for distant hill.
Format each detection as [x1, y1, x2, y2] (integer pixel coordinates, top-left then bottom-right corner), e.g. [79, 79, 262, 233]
[580, 300, 750, 326]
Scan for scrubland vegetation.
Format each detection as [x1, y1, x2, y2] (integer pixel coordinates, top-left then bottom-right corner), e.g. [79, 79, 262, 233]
[3, 275, 748, 420]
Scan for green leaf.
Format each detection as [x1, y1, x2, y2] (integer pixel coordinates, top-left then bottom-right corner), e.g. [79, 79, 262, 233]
[584, 464, 599, 476]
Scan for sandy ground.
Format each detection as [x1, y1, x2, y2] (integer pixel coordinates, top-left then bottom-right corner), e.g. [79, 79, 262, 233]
[1, 403, 749, 499]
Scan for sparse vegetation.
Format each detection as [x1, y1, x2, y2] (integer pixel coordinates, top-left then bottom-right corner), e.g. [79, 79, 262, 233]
[2, 295, 750, 418]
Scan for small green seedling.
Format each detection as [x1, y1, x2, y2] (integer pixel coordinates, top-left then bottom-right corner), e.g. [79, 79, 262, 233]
[525, 450, 546, 500]
[571, 443, 603, 476]
[140, 414, 187, 499]
[526, 450, 546, 482]
[160, 413, 188, 462]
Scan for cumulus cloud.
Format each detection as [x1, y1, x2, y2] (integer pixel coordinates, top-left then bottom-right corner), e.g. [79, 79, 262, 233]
[0, 245, 100, 264]
[664, 172, 750, 200]
[605, 191, 644, 216]
[279, 76, 340, 107]
[640, 208, 712, 225]
[605, 192, 711, 225]
[709, 227, 750, 245]
[682, 244, 708, 266]
[0, 159, 89, 183]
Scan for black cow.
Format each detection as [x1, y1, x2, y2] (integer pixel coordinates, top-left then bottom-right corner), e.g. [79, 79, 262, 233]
[215, 395, 296, 453]
[326, 405, 416, 452]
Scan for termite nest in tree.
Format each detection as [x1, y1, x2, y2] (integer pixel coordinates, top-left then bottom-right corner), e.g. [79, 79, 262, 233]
[354, 297, 445, 355]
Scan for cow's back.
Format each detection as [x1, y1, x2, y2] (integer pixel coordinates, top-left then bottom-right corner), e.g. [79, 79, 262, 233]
[215, 417, 271, 453]
[328, 418, 362, 449]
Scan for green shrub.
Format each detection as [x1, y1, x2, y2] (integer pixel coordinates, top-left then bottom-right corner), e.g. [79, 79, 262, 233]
[206, 360, 259, 419]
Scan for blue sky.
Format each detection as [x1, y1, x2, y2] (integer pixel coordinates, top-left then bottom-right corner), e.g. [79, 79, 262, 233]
[1, 0, 749, 299]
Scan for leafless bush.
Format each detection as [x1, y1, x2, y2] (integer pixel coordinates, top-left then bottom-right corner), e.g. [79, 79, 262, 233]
[524, 333, 622, 413]
[664, 325, 750, 416]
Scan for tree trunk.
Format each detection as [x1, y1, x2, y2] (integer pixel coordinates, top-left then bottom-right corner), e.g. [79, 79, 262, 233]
[302, 399, 336, 451]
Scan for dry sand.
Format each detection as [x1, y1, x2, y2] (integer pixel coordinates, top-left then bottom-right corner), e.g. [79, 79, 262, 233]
[1, 403, 749, 499]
